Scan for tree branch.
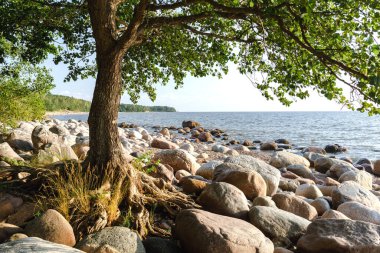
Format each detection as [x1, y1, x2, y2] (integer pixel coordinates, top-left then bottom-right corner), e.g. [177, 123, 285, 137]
[183, 25, 256, 43]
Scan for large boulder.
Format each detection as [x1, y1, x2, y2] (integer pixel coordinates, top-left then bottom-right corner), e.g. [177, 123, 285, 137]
[25, 209, 76, 247]
[6, 129, 33, 151]
[337, 201, 380, 225]
[224, 155, 281, 196]
[151, 138, 179, 150]
[338, 170, 372, 190]
[248, 206, 310, 245]
[196, 160, 223, 179]
[76, 226, 145, 253]
[315, 157, 354, 174]
[33, 143, 78, 165]
[31, 125, 58, 150]
[320, 209, 350, 220]
[295, 184, 323, 199]
[182, 120, 200, 129]
[331, 181, 380, 210]
[297, 219, 380, 253]
[153, 149, 200, 174]
[197, 182, 249, 219]
[175, 209, 274, 253]
[269, 151, 310, 168]
[286, 165, 314, 179]
[0, 237, 84, 253]
[213, 163, 267, 199]
[272, 193, 318, 220]
[0, 142, 24, 161]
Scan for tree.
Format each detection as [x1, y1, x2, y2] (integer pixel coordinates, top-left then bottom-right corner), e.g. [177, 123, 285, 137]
[0, 61, 53, 129]
[1, 0, 380, 236]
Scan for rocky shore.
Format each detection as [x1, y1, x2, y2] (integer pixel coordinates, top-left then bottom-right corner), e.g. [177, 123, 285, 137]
[1, 118, 380, 252]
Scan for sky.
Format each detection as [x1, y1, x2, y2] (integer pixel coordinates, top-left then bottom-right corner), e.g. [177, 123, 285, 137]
[49, 61, 346, 112]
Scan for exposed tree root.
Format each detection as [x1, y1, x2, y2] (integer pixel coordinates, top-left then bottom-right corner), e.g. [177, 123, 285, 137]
[0, 162, 200, 239]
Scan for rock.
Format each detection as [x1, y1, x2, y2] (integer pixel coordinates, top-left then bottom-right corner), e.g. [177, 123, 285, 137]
[180, 143, 194, 153]
[0, 161, 10, 166]
[190, 130, 200, 138]
[224, 155, 281, 196]
[147, 163, 174, 183]
[0, 237, 83, 253]
[374, 160, 380, 176]
[242, 140, 253, 146]
[49, 125, 70, 136]
[297, 219, 380, 253]
[175, 209, 274, 253]
[295, 184, 323, 199]
[321, 209, 350, 219]
[179, 176, 209, 195]
[197, 182, 249, 219]
[303, 152, 326, 167]
[71, 144, 90, 160]
[275, 139, 290, 144]
[252, 196, 277, 208]
[8, 233, 28, 241]
[31, 125, 58, 150]
[198, 132, 213, 142]
[274, 248, 294, 253]
[0, 142, 24, 161]
[182, 120, 200, 129]
[325, 177, 340, 186]
[260, 142, 278, 150]
[143, 237, 181, 253]
[226, 149, 239, 156]
[279, 179, 299, 192]
[302, 146, 326, 154]
[270, 151, 310, 168]
[248, 206, 310, 245]
[331, 181, 380, 210]
[151, 138, 179, 150]
[310, 198, 330, 216]
[195, 160, 222, 180]
[197, 153, 208, 159]
[337, 201, 380, 225]
[33, 143, 78, 165]
[153, 149, 199, 174]
[0, 223, 24, 243]
[286, 165, 314, 179]
[0, 194, 23, 221]
[338, 170, 372, 190]
[272, 193, 318, 220]
[329, 162, 357, 178]
[77, 226, 145, 253]
[7, 129, 33, 151]
[314, 157, 354, 174]
[324, 144, 346, 153]
[213, 163, 267, 199]
[317, 185, 337, 197]
[159, 128, 171, 137]
[6, 202, 36, 226]
[25, 209, 76, 247]
[174, 170, 191, 181]
[232, 145, 250, 152]
[211, 144, 229, 153]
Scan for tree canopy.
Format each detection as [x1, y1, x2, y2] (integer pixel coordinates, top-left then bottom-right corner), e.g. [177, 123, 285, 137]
[1, 0, 379, 113]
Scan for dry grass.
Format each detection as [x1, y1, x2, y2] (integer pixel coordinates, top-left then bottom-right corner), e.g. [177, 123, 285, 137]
[36, 162, 127, 239]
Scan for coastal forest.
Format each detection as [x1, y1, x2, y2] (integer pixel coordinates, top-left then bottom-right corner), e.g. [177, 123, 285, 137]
[0, 1, 380, 252]
[45, 94, 176, 112]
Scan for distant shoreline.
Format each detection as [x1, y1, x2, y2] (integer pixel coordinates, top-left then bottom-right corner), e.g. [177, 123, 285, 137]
[45, 111, 89, 116]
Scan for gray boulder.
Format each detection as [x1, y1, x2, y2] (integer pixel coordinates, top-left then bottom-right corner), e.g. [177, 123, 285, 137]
[0, 237, 84, 253]
[297, 219, 380, 253]
[76, 226, 145, 253]
[175, 209, 274, 253]
[197, 182, 249, 219]
[249, 206, 310, 245]
[224, 155, 281, 196]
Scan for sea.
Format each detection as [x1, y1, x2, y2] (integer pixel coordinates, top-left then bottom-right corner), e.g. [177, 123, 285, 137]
[53, 111, 380, 161]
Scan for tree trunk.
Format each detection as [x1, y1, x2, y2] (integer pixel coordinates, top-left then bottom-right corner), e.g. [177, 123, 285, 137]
[86, 51, 125, 174]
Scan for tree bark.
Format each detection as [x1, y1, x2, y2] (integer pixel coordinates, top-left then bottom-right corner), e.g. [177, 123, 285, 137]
[86, 51, 125, 173]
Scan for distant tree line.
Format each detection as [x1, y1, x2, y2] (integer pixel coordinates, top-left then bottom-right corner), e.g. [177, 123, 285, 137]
[45, 94, 176, 112]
